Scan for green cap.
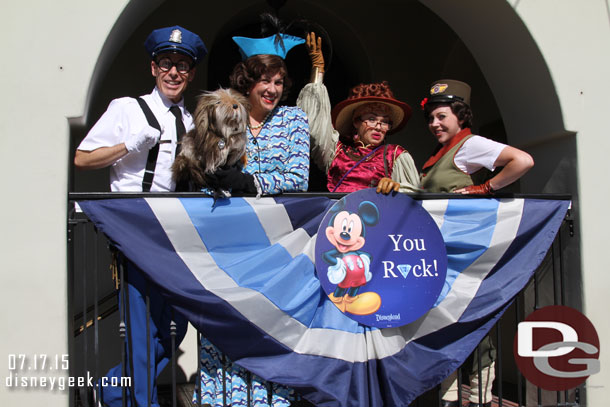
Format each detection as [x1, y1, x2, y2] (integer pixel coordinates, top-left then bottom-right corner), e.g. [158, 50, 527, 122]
[426, 79, 471, 106]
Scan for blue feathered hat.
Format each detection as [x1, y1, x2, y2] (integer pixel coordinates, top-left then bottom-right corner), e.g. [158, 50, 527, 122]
[232, 34, 305, 60]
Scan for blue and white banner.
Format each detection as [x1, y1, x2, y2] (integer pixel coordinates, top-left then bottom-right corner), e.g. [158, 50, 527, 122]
[79, 195, 570, 407]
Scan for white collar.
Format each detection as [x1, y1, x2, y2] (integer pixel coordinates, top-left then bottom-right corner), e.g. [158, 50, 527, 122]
[152, 86, 185, 113]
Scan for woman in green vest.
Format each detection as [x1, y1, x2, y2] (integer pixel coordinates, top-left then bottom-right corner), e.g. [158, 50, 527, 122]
[421, 80, 534, 407]
[420, 79, 534, 194]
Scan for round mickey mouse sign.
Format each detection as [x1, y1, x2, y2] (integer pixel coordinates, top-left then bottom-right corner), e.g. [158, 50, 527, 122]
[314, 189, 448, 328]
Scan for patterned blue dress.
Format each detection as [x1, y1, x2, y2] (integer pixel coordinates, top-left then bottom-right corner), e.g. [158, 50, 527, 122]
[193, 105, 309, 406]
[244, 106, 310, 194]
[193, 337, 296, 407]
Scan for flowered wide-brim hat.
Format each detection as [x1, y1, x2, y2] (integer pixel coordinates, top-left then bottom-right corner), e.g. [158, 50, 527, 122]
[332, 92, 412, 137]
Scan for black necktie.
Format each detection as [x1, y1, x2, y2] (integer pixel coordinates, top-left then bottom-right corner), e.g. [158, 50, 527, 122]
[170, 105, 187, 157]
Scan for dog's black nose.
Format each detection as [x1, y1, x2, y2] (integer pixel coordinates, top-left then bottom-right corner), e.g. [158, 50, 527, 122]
[232, 104, 238, 109]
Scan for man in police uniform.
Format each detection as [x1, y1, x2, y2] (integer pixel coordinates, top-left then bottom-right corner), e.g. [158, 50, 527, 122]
[75, 25, 206, 192]
[75, 26, 207, 407]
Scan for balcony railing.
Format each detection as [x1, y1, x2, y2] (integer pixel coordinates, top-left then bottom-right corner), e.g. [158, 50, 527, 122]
[68, 192, 576, 407]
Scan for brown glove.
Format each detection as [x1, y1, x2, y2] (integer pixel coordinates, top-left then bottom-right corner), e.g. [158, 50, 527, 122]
[458, 179, 494, 195]
[376, 177, 400, 195]
[306, 32, 325, 72]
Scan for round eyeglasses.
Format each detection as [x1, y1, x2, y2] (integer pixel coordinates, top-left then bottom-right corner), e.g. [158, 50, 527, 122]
[360, 116, 392, 130]
[155, 58, 192, 74]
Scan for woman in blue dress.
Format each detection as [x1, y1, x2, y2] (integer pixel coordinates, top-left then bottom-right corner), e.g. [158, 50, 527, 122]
[193, 32, 309, 407]
[205, 34, 309, 197]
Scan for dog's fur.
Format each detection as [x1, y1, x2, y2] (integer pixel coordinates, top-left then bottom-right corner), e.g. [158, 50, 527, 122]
[173, 88, 250, 191]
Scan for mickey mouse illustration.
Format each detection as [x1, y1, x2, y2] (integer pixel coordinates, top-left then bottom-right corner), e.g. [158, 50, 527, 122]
[323, 198, 381, 315]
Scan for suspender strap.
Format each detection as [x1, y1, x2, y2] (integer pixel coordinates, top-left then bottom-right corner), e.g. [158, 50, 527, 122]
[135, 97, 161, 192]
[383, 144, 389, 177]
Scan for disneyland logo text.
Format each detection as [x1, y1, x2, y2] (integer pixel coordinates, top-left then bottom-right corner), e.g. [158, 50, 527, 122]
[4, 372, 131, 391]
[376, 313, 401, 322]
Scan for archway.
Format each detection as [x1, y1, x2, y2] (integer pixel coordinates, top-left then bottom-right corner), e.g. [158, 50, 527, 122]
[69, 4, 580, 401]
[71, 0, 573, 194]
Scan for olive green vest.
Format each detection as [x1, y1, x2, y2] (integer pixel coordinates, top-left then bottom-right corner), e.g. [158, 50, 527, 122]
[421, 135, 488, 193]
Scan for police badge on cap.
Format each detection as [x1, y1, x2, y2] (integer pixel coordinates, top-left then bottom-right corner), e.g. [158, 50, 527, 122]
[169, 29, 182, 44]
[144, 25, 208, 64]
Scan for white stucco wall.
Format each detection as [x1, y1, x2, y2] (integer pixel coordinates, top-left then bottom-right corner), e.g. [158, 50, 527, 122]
[510, 1, 610, 404]
[0, 2, 128, 406]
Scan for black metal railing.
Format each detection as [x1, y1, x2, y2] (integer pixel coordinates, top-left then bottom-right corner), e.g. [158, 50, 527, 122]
[68, 192, 576, 407]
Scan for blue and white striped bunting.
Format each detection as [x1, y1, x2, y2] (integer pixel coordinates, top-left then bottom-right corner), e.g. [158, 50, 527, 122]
[79, 195, 569, 407]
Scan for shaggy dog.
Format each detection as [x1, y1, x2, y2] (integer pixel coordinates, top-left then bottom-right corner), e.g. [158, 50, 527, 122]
[173, 88, 249, 193]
